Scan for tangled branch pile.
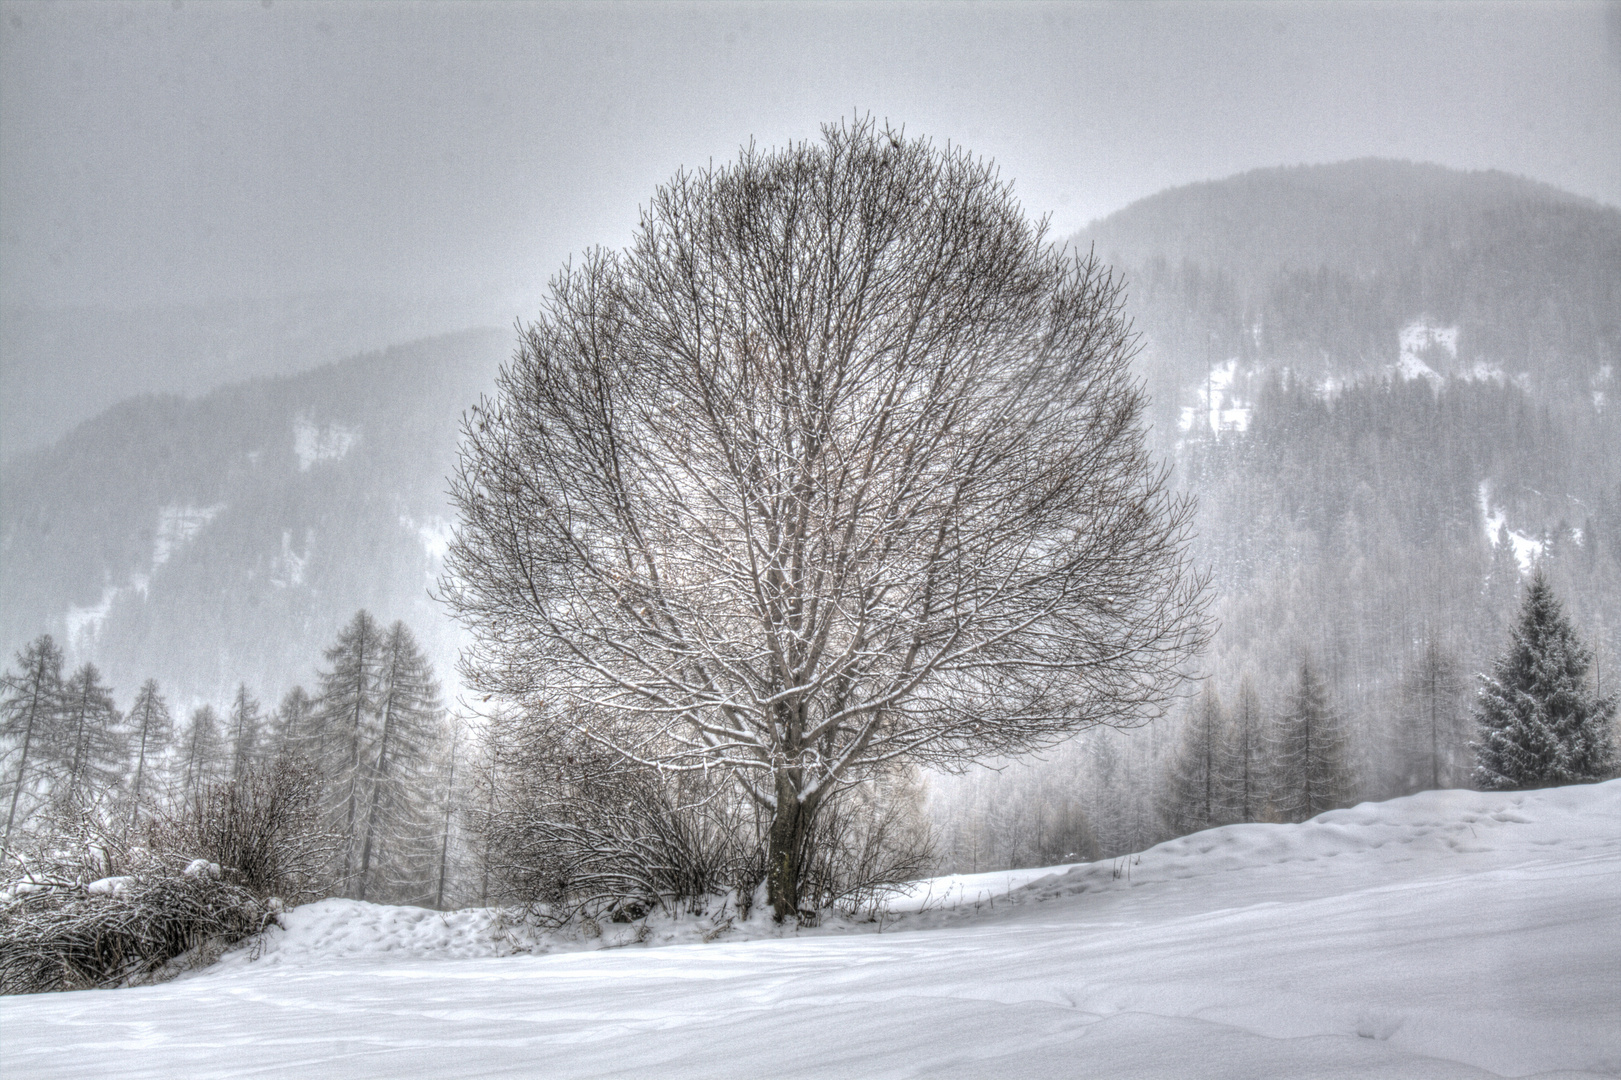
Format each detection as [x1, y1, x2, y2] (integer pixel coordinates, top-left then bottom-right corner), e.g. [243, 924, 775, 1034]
[0, 870, 275, 994]
[0, 755, 335, 994]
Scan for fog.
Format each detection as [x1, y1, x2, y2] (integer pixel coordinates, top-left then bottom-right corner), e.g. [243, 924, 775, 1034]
[3, 1, 1618, 458]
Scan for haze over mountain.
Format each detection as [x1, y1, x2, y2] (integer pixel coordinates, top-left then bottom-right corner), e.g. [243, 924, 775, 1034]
[0, 329, 508, 710]
[3, 160, 1617, 771]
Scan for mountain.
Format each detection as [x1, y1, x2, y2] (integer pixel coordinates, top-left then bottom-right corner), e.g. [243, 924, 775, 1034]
[1076, 159, 1621, 432]
[0, 291, 516, 463]
[0, 328, 510, 710]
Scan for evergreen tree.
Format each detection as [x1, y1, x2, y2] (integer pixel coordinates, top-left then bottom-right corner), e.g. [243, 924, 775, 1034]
[227, 683, 264, 781]
[1, 636, 66, 858]
[1159, 685, 1225, 836]
[354, 621, 445, 903]
[58, 664, 126, 806]
[1273, 657, 1352, 821]
[1473, 571, 1617, 789]
[175, 704, 226, 805]
[125, 679, 174, 826]
[314, 609, 385, 894]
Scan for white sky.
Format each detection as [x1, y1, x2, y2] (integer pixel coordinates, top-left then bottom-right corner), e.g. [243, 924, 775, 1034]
[2, 0, 1618, 314]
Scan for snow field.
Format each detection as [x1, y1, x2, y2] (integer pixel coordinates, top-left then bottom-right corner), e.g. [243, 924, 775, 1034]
[3, 782, 1619, 1078]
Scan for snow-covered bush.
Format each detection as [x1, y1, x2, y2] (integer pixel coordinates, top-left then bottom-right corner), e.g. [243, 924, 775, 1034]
[148, 754, 338, 902]
[0, 756, 336, 993]
[0, 870, 275, 994]
[477, 710, 933, 923]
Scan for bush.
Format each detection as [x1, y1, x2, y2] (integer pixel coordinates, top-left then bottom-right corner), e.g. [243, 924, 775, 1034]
[152, 755, 338, 903]
[0, 756, 336, 993]
[0, 870, 275, 994]
[476, 711, 934, 923]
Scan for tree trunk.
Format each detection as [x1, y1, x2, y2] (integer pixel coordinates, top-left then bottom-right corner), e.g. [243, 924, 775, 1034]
[766, 773, 816, 923]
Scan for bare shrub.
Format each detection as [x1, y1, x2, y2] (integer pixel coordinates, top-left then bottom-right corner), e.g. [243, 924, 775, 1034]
[0, 756, 337, 994]
[151, 754, 338, 903]
[477, 712, 763, 922]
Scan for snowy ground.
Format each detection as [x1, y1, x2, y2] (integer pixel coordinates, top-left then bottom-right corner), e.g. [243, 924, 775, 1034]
[5, 783, 1620, 1079]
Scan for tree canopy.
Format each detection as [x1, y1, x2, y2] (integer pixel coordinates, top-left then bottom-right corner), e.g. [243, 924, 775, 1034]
[445, 120, 1211, 919]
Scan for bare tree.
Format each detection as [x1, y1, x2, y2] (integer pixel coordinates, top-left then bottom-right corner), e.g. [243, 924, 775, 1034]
[444, 120, 1211, 921]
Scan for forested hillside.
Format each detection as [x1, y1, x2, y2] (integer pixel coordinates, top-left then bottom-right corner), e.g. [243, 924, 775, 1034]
[0, 328, 508, 709]
[932, 162, 1621, 869]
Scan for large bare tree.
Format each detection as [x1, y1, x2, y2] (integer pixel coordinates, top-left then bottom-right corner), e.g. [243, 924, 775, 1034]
[444, 120, 1211, 920]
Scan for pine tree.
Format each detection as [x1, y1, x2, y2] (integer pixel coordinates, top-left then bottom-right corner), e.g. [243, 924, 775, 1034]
[1473, 571, 1617, 789]
[314, 610, 384, 894]
[1, 636, 66, 858]
[1273, 657, 1352, 821]
[354, 621, 445, 903]
[176, 704, 226, 805]
[1159, 685, 1225, 836]
[125, 679, 174, 826]
[227, 683, 264, 781]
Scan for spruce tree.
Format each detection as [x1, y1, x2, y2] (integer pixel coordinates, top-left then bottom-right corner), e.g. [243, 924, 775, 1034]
[1, 636, 66, 857]
[1273, 657, 1352, 821]
[1473, 571, 1617, 789]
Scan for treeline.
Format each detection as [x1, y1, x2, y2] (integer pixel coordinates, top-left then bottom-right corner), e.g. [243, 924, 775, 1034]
[0, 611, 465, 908]
[932, 371, 1621, 871]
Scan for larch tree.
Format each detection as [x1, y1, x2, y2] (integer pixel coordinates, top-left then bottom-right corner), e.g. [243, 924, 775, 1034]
[354, 620, 445, 903]
[125, 679, 174, 826]
[1159, 685, 1225, 836]
[314, 609, 384, 894]
[1220, 674, 1266, 822]
[1473, 571, 1616, 789]
[1, 636, 65, 858]
[1397, 639, 1470, 791]
[1273, 657, 1352, 821]
[271, 686, 319, 762]
[443, 120, 1212, 920]
[57, 663, 126, 807]
[176, 704, 226, 806]
[227, 684, 264, 781]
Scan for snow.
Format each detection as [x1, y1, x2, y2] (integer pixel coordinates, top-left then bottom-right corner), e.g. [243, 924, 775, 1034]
[85, 876, 134, 897]
[270, 528, 311, 589]
[1397, 321, 1458, 385]
[5, 781, 1620, 1079]
[1479, 481, 1543, 574]
[63, 584, 120, 648]
[1178, 358, 1251, 435]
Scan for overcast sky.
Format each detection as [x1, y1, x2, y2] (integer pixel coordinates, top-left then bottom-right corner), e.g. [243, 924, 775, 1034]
[4, 0, 1618, 317]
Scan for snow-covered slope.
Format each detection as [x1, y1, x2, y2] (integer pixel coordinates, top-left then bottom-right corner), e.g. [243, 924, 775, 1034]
[4, 782, 1619, 1078]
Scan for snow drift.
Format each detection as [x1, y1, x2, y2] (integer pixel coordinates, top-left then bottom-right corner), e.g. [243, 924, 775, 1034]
[3, 781, 1619, 1078]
